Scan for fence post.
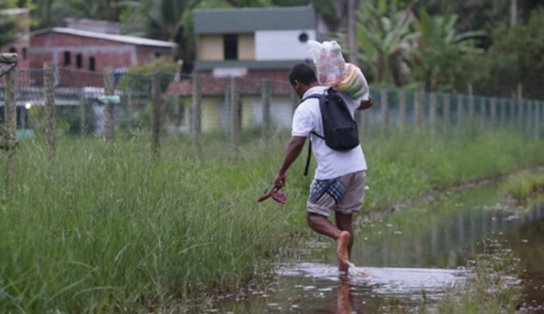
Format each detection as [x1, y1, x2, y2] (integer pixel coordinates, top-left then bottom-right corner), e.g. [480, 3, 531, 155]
[443, 94, 450, 133]
[468, 84, 474, 122]
[525, 101, 533, 136]
[381, 88, 388, 130]
[1, 54, 17, 163]
[532, 102, 539, 138]
[398, 89, 406, 130]
[415, 91, 424, 129]
[429, 92, 437, 134]
[43, 63, 56, 157]
[490, 98, 497, 127]
[518, 99, 525, 132]
[103, 67, 115, 142]
[261, 78, 271, 143]
[456, 95, 464, 130]
[230, 76, 241, 152]
[537, 102, 543, 138]
[191, 73, 202, 153]
[150, 73, 161, 157]
[500, 99, 507, 128]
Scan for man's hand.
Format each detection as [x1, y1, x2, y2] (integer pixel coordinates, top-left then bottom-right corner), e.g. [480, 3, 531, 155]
[357, 96, 373, 111]
[273, 173, 286, 188]
[274, 136, 306, 189]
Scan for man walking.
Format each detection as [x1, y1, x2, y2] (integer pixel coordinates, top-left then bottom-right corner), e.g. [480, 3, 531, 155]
[273, 63, 372, 272]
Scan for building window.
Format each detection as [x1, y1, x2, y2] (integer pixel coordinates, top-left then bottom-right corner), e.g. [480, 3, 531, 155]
[64, 51, 71, 65]
[22, 48, 27, 60]
[223, 34, 238, 60]
[154, 51, 162, 58]
[76, 53, 82, 69]
[8, 47, 16, 53]
[89, 57, 95, 71]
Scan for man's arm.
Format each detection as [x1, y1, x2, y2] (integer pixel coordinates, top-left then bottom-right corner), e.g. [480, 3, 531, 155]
[273, 136, 307, 188]
[357, 96, 373, 111]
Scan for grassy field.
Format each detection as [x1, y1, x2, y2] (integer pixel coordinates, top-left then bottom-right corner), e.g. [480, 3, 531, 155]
[1, 128, 544, 312]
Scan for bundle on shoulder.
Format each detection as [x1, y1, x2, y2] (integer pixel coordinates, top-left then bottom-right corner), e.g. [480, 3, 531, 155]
[307, 40, 369, 99]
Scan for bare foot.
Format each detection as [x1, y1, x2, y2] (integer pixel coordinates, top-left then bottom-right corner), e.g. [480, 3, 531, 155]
[336, 231, 351, 271]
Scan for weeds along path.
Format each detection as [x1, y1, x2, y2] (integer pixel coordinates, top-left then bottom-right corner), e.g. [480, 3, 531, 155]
[362, 164, 544, 223]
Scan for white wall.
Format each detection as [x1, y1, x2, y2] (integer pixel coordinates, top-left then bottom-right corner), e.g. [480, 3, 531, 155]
[255, 30, 315, 61]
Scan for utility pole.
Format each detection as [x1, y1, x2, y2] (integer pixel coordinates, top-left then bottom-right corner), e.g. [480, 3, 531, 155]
[510, 0, 517, 27]
[347, 0, 359, 63]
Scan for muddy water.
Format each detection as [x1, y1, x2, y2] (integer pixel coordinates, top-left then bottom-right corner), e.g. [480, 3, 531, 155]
[196, 183, 544, 313]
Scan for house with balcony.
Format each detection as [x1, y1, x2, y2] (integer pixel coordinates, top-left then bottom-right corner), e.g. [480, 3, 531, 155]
[168, 5, 323, 98]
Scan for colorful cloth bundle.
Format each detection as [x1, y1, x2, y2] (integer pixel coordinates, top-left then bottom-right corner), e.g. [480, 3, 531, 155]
[334, 63, 369, 100]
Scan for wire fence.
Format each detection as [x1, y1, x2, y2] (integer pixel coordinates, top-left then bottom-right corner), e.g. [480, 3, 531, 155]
[2, 65, 544, 157]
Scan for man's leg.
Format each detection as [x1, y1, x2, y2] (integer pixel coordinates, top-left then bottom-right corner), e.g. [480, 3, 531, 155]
[335, 212, 354, 258]
[307, 213, 352, 271]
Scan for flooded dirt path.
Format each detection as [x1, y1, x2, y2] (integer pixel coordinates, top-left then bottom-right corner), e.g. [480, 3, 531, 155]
[195, 183, 544, 313]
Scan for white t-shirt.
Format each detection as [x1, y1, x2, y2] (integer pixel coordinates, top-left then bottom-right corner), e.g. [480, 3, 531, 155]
[292, 86, 368, 180]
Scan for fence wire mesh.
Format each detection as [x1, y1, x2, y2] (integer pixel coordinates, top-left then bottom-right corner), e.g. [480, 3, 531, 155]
[1, 67, 544, 147]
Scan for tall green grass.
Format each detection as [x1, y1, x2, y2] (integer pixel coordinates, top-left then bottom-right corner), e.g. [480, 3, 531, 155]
[1, 128, 544, 312]
[362, 129, 544, 210]
[0, 136, 302, 312]
[501, 170, 544, 202]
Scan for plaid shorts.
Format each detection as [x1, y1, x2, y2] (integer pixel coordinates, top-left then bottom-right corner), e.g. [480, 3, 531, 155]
[307, 171, 366, 217]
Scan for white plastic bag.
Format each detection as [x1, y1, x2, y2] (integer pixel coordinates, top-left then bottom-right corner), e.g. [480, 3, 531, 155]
[307, 40, 347, 85]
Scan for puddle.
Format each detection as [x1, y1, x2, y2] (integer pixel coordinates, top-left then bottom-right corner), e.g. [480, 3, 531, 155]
[278, 262, 465, 299]
[191, 183, 544, 313]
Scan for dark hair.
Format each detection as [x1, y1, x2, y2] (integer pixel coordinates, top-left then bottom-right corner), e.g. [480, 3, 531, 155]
[289, 63, 317, 86]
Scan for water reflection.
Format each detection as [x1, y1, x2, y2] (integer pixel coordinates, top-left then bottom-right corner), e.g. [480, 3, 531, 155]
[355, 194, 544, 269]
[203, 184, 544, 313]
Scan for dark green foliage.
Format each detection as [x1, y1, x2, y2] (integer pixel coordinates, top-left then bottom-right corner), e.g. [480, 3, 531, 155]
[469, 9, 544, 99]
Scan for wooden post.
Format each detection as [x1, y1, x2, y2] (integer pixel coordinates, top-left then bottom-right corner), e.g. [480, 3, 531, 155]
[191, 73, 202, 153]
[490, 98, 497, 127]
[500, 99, 506, 128]
[230, 76, 241, 151]
[103, 67, 115, 142]
[150, 73, 161, 157]
[467, 84, 474, 122]
[415, 91, 424, 129]
[261, 78, 271, 143]
[443, 94, 451, 133]
[4, 60, 17, 149]
[429, 92, 437, 134]
[44, 63, 56, 156]
[398, 90, 406, 130]
[380, 88, 388, 130]
[517, 99, 524, 132]
[456, 95, 464, 129]
[526, 101, 533, 135]
[536, 103, 542, 138]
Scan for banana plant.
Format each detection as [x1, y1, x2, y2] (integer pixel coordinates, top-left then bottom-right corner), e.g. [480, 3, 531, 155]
[356, 0, 418, 86]
[410, 9, 484, 91]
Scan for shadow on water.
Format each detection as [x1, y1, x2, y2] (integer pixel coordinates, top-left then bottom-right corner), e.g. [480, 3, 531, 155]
[194, 183, 544, 313]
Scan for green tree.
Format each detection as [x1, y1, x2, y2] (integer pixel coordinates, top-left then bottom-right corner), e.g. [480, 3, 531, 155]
[472, 9, 544, 100]
[0, 1, 23, 48]
[410, 10, 484, 91]
[356, 0, 417, 86]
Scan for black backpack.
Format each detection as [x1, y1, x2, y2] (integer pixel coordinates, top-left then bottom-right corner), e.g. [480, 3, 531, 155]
[302, 87, 359, 176]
